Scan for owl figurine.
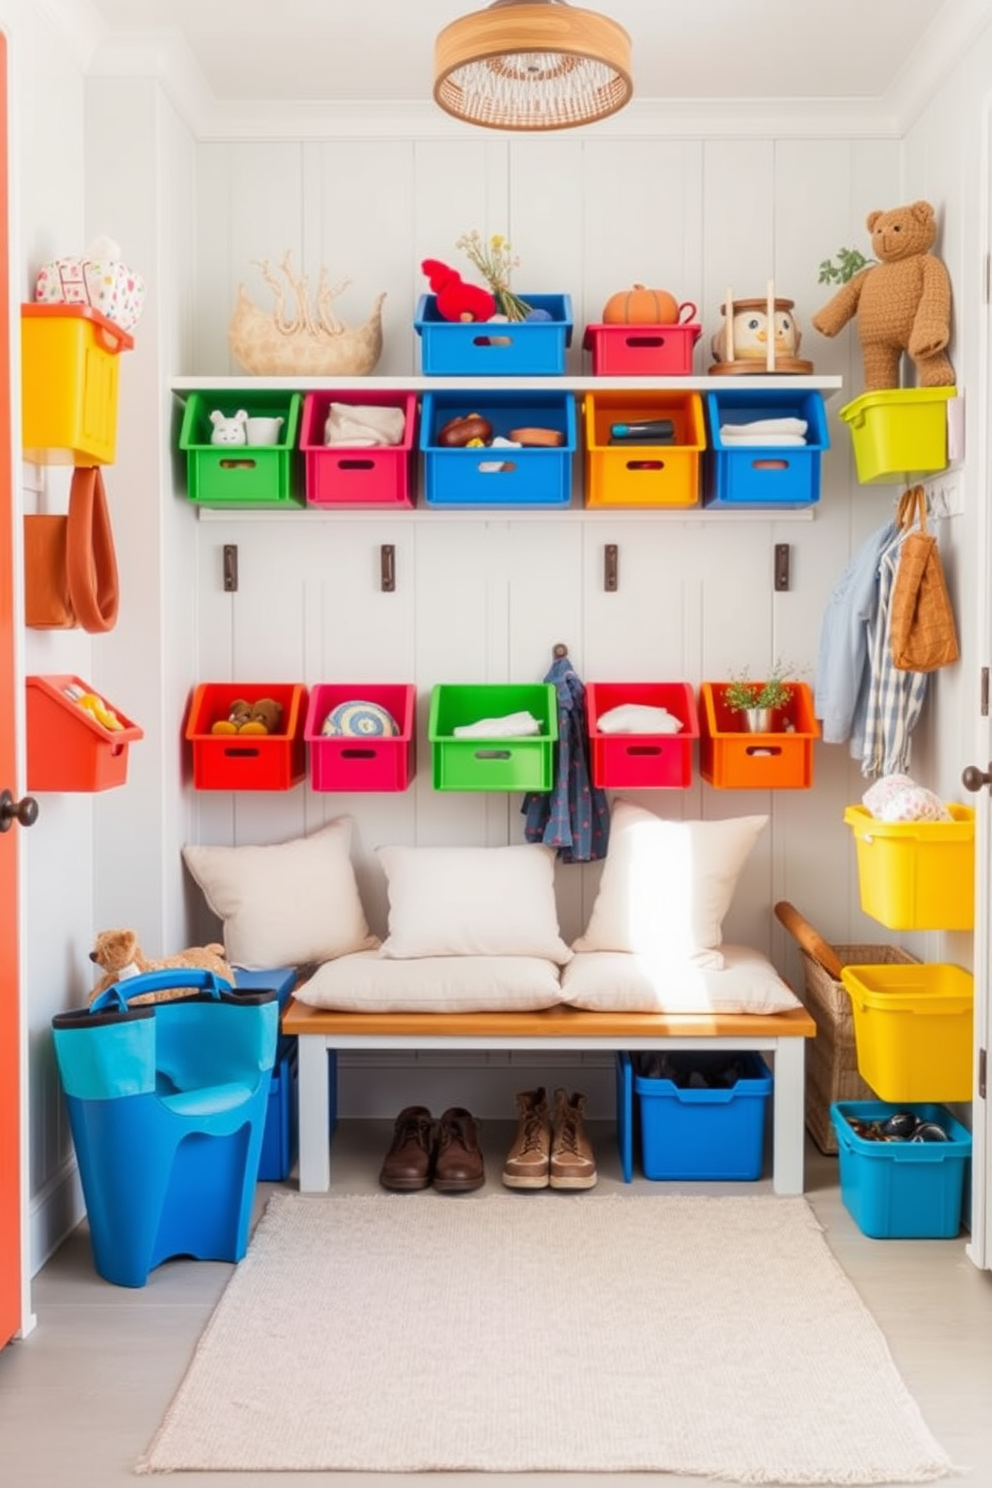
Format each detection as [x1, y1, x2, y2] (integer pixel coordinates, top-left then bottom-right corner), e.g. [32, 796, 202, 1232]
[711, 298, 802, 364]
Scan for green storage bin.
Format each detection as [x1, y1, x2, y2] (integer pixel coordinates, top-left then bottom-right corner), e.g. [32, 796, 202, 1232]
[428, 684, 557, 792]
[178, 390, 303, 508]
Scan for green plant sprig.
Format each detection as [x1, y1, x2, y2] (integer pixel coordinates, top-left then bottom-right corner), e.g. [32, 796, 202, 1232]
[817, 247, 877, 286]
[723, 660, 795, 714]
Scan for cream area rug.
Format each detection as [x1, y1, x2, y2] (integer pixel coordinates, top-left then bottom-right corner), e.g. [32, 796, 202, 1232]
[138, 1191, 953, 1483]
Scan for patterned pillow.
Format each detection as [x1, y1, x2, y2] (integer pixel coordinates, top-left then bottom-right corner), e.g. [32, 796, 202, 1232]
[322, 700, 399, 737]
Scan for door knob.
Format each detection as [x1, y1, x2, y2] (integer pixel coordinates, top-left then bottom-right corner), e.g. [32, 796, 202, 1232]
[962, 763, 992, 793]
[0, 789, 39, 832]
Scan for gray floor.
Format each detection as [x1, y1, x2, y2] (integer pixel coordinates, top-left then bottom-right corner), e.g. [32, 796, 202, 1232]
[1, 1119, 990, 1487]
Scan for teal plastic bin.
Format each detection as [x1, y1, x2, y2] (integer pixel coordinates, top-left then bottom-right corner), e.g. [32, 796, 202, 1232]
[52, 969, 278, 1286]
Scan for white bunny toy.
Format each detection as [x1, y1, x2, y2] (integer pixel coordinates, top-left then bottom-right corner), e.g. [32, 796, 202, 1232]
[209, 408, 248, 445]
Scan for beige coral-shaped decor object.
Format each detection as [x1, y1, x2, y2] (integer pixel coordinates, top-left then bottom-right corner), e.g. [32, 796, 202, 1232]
[228, 251, 386, 376]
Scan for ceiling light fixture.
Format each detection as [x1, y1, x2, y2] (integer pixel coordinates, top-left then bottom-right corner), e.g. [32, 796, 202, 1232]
[434, 0, 633, 132]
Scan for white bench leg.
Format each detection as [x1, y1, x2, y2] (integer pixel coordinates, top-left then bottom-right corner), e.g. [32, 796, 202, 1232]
[297, 1034, 331, 1193]
[770, 1037, 806, 1195]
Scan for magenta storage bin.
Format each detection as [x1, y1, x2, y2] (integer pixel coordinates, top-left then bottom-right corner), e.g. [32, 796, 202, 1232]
[299, 391, 417, 508]
[305, 683, 416, 792]
[586, 681, 699, 789]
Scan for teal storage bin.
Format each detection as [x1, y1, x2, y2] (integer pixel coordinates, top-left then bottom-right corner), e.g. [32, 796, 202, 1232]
[51, 969, 277, 1287]
[178, 390, 303, 508]
[831, 1099, 971, 1239]
[632, 1051, 772, 1180]
[420, 390, 576, 509]
[428, 682, 557, 791]
[414, 293, 573, 375]
[703, 389, 828, 509]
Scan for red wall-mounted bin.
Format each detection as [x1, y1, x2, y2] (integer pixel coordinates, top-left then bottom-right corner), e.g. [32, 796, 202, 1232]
[586, 682, 699, 789]
[698, 682, 820, 789]
[582, 322, 702, 377]
[304, 684, 417, 792]
[185, 683, 308, 791]
[299, 391, 417, 508]
[26, 674, 143, 792]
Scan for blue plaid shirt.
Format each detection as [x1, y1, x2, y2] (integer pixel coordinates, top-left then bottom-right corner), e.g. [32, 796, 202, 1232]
[522, 657, 610, 863]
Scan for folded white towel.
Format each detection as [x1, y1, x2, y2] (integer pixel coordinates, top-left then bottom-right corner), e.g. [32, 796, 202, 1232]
[720, 418, 808, 436]
[596, 703, 683, 735]
[452, 710, 541, 739]
[719, 433, 807, 447]
[324, 403, 406, 447]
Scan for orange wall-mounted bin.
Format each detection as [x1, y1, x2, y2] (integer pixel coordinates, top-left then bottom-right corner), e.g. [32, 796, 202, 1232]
[21, 304, 133, 465]
[26, 675, 143, 792]
[699, 682, 820, 789]
[583, 390, 705, 509]
[185, 683, 308, 791]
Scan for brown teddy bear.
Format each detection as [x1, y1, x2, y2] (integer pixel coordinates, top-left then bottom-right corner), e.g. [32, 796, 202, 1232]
[811, 200, 954, 392]
[89, 928, 233, 1005]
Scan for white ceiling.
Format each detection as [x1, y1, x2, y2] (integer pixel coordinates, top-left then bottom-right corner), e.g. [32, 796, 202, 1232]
[55, 0, 980, 114]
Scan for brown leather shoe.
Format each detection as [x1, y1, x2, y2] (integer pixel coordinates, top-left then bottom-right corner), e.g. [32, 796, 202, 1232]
[550, 1088, 597, 1190]
[379, 1105, 435, 1191]
[433, 1107, 485, 1193]
[503, 1087, 551, 1189]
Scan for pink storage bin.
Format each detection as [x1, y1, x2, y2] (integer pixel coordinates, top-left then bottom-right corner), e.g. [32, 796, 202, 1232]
[305, 683, 416, 792]
[300, 391, 417, 508]
[582, 323, 702, 377]
[586, 681, 699, 789]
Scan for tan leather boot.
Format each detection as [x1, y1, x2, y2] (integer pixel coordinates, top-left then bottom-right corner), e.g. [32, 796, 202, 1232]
[550, 1088, 597, 1190]
[502, 1087, 552, 1189]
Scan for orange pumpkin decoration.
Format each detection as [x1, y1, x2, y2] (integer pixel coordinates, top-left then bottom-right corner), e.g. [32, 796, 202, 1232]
[602, 284, 695, 326]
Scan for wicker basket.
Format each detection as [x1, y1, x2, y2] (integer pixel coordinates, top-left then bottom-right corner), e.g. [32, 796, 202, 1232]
[775, 903, 917, 1155]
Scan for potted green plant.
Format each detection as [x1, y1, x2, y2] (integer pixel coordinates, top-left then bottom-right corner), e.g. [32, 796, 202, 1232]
[723, 661, 795, 733]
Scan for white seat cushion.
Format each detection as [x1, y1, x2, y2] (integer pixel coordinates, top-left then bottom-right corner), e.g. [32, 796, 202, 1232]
[295, 952, 565, 1013]
[561, 946, 801, 1014]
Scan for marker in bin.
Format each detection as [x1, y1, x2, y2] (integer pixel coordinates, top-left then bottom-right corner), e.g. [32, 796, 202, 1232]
[608, 418, 675, 445]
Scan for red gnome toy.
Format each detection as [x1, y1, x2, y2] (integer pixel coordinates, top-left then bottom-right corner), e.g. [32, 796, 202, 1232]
[421, 258, 496, 323]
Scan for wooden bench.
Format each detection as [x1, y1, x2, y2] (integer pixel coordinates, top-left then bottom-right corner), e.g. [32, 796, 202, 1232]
[281, 999, 816, 1195]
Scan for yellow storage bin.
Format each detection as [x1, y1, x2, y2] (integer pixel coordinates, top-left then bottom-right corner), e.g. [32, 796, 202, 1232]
[21, 304, 133, 465]
[840, 962, 973, 1103]
[843, 803, 974, 930]
[839, 387, 954, 485]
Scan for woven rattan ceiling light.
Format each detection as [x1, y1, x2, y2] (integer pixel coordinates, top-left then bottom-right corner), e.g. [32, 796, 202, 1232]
[434, 0, 633, 131]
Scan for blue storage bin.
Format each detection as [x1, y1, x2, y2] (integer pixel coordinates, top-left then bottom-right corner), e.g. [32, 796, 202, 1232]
[703, 389, 828, 509]
[632, 1051, 772, 1180]
[234, 967, 337, 1182]
[414, 293, 573, 376]
[420, 390, 577, 509]
[831, 1099, 972, 1239]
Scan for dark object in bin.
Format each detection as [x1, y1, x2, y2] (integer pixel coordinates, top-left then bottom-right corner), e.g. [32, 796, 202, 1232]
[846, 1109, 950, 1144]
[637, 1050, 749, 1089]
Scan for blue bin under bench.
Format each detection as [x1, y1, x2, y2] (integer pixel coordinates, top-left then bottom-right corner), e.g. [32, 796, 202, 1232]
[703, 389, 828, 510]
[617, 1049, 772, 1181]
[233, 967, 337, 1182]
[420, 390, 577, 509]
[414, 293, 573, 375]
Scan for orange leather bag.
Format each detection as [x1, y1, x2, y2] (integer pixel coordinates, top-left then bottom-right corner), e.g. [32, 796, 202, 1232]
[24, 465, 119, 632]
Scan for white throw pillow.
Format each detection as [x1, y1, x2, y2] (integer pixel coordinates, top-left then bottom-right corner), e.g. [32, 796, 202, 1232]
[296, 952, 565, 1013]
[182, 818, 378, 971]
[560, 946, 800, 1014]
[572, 799, 768, 969]
[376, 843, 572, 963]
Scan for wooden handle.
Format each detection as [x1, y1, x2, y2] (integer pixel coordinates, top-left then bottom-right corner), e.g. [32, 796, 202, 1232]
[773, 900, 844, 980]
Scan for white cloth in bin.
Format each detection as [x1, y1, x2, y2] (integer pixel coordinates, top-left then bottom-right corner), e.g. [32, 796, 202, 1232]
[720, 418, 808, 436]
[596, 703, 683, 735]
[719, 433, 807, 446]
[452, 711, 541, 738]
[324, 403, 406, 447]
[861, 772, 952, 823]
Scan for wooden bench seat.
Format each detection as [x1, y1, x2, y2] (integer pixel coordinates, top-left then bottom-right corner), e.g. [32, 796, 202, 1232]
[281, 999, 816, 1195]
